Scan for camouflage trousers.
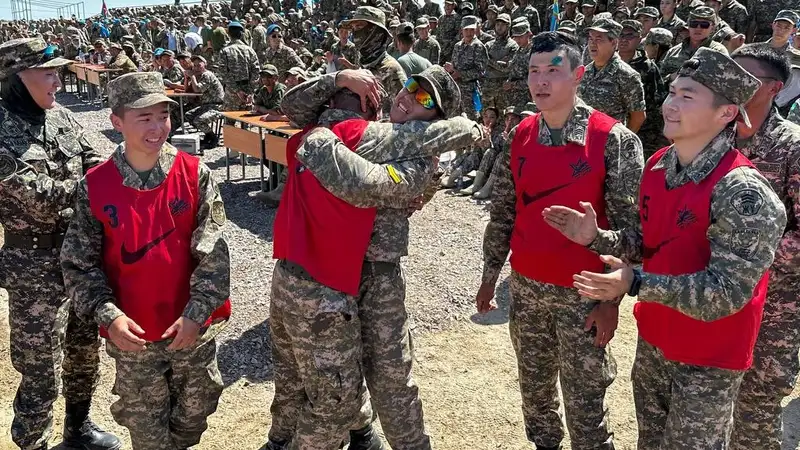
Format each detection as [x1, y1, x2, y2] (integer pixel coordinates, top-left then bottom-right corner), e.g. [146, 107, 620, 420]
[506, 86, 533, 111]
[269, 260, 370, 450]
[105, 337, 224, 450]
[632, 337, 743, 450]
[1, 248, 100, 450]
[222, 88, 251, 116]
[481, 79, 507, 117]
[477, 146, 502, 175]
[457, 80, 481, 121]
[185, 104, 222, 134]
[730, 280, 800, 450]
[508, 271, 616, 449]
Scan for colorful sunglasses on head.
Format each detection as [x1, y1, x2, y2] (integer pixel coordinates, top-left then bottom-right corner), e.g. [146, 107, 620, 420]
[404, 78, 436, 110]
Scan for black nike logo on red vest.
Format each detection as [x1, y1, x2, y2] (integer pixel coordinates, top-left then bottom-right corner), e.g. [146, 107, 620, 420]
[522, 182, 573, 206]
[120, 228, 176, 265]
[642, 237, 678, 259]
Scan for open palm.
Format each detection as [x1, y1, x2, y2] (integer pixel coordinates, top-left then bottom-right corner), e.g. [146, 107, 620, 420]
[542, 201, 599, 246]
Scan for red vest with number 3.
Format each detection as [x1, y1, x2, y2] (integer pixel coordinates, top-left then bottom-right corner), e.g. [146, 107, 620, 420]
[273, 118, 376, 295]
[509, 111, 614, 287]
[87, 151, 232, 342]
[636, 147, 768, 370]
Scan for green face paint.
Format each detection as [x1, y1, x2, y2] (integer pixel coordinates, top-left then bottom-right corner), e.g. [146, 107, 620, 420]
[551, 55, 563, 66]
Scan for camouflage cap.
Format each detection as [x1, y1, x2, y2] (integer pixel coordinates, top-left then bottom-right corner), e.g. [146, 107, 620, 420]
[558, 20, 577, 32]
[260, 63, 278, 76]
[644, 27, 673, 46]
[774, 10, 800, 24]
[586, 17, 623, 38]
[341, 6, 389, 35]
[397, 21, 414, 35]
[444, 0, 456, 4]
[677, 47, 760, 126]
[429, 16, 439, 23]
[176, 50, 192, 59]
[109, 42, 122, 50]
[565, 0, 578, 3]
[0, 37, 73, 81]
[460, 1, 474, 11]
[488, 4, 500, 13]
[689, 6, 716, 22]
[614, 6, 630, 17]
[190, 54, 207, 63]
[286, 66, 306, 78]
[621, 19, 643, 34]
[497, 13, 512, 23]
[635, 6, 659, 18]
[503, 104, 523, 116]
[314, 48, 324, 55]
[522, 102, 537, 115]
[108, 72, 176, 111]
[511, 19, 532, 36]
[389, 18, 401, 28]
[712, 26, 736, 42]
[581, 0, 597, 7]
[461, 15, 479, 29]
[415, 17, 430, 28]
[412, 65, 461, 118]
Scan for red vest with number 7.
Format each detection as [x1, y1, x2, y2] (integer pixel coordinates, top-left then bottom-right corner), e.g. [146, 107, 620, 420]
[273, 118, 377, 295]
[636, 147, 768, 370]
[509, 111, 614, 287]
[87, 151, 232, 342]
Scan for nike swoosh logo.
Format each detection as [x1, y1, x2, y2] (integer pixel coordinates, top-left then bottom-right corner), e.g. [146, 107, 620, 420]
[120, 228, 176, 265]
[642, 237, 677, 259]
[522, 182, 573, 207]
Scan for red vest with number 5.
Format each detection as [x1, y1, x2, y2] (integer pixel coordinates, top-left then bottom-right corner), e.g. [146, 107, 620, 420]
[509, 111, 614, 287]
[87, 152, 232, 342]
[636, 147, 768, 370]
[273, 119, 377, 295]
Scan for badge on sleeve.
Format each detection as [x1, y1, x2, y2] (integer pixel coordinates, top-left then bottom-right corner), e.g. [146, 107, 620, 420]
[730, 188, 764, 217]
[0, 149, 18, 181]
[387, 164, 402, 184]
[730, 228, 760, 259]
[211, 201, 226, 226]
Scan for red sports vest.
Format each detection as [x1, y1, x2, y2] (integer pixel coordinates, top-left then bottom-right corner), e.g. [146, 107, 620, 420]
[635, 147, 768, 370]
[87, 152, 232, 342]
[272, 119, 377, 295]
[509, 111, 614, 287]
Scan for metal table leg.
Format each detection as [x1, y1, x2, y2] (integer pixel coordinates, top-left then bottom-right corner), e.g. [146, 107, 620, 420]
[259, 128, 266, 192]
[179, 97, 186, 134]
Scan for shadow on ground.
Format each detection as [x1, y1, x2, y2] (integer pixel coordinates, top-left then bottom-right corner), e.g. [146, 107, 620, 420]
[783, 397, 800, 450]
[219, 181, 277, 242]
[218, 319, 273, 387]
[469, 276, 510, 326]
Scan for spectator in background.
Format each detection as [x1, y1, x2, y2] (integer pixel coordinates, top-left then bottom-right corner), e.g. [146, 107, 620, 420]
[395, 22, 432, 77]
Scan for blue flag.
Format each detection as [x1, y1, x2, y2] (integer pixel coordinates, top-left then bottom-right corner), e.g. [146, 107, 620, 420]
[550, 0, 560, 31]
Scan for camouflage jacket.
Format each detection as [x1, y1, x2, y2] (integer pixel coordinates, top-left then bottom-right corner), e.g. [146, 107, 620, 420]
[578, 54, 647, 125]
[718, 0, 749, 33]
[655, 15, 686, 45]
[626, 51, 668, 153]
[513, 4, 542, 34]
[192, 70, 225, 105]
[0, 103, 102, 236]
[252, 24, 268, 59]
[591, 128, 787, 321]
[218, 39, 261, 92]
[485, 35, 519, 82]
[748, 0, 794, 42]
[107, 53, 138, 74]
[737, 107, 800, 277]
[265, 42, 306, 74]
[421, 1, 443, 18]
[413, 36, 441, 65]
[659, 38, 729, 79]
[452, 37, 488, 83]
[482, 99, 644, 284]
[675, 0, 704, 21]
[254, 82, 286, 112]
[161, 62, 185, 84]
[281, 75, 485, 262]
[332, 40, 360, 71]
[61, 144, 230, 332]
[436, 12, 461, 58]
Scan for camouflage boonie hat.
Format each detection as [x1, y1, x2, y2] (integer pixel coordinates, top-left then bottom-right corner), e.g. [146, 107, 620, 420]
[511, 19, 532, 36]
[689, 6, 716, 22]
[108, 72, 176, 111]
[774, 10, 800, 24]
[497, 13, 512, 24]
[461, 15, 479, 29]
[644, 27, 673, 46]
[341, 6, 389, 35]
[558, 20, 577, 32]
[415, 17, 430, 28]
[412, 65, 461, 119]
[586, 17, 623, 38]
[635, 6, 659, 18]
[677, 47, 760, 126]
[621, 19, 643, 34]
[0, 37, 73, 81]
[260, 64, 278, 76]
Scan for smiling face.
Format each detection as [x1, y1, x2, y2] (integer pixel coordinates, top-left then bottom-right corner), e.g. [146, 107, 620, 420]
[528, 49, 584, 112]
[111, 103, 171, 155]
[389, 79, 440, 123]
[18, 67, 62, 109]
[662, 76, 737, 141]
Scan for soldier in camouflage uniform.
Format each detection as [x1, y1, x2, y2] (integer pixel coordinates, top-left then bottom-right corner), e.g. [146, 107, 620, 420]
[447, 15, 488, 120]
[746, 0, 793, 42]
[265, 24, 306, 74]
[675, 0, 704, 21]
[659, 6, 729, 78]
[504, 19, 533, 109]
[727, 44, 800, 450]
[619, 20, 669, 157]
[545, 46, 787, 450]
[579, 18, 648, 130]
[436, 0, 461, 65]
[106, 42, 138, 76]
[159, 50, 185, 86]
[253, 64, 286, 116]
[477, 31, 644, 450]
[766, 10, 800, 68]
[514, 0, 543, 34]
[483, 14, 518, 120]
[61, 72, 230, 450]
[655, 0, 686, 44]
[0, 37, 121, 450]
[185, 55, 225, 149]
[218, 21, 260, 113]
[341, 7, 408, 117]
[251, 14, 269, 64]
[716, 0, 749, 33]
[413, 17, 442, 64]
[274, 66, 486, 450]
[332, 26, 361, 71]
[421, 0, 443, 19]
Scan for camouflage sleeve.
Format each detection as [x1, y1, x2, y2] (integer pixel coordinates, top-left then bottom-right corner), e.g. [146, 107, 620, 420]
[639, 167, 787, 321]
[290, 50, 307, 70]
[183, 163, 230, 326]
[772, 152, 800, 275]
[430, 42, 440, 66]
[481, 128, 516, 285]
[604, 123, 644, 231]
[295, 127, 433, 208]
[460, 45, 488, 81]
[0, 148, 82, 214]
[280, 73, 338, 127]
[622, 69, 647, 114]
[249, 49, 261, 91]
[61, 180, 124, 328]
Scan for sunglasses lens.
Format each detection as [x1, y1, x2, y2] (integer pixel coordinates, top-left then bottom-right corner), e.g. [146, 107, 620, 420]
[689, 20, 710, 28]
[415, 90, 436, 109]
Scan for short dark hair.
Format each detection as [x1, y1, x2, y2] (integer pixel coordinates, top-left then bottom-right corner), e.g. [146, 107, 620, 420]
[530, 31, 582, 71]
[731, 43, 791, 84]
[397, 32, 414, 47]
[331, 88, 377, 120]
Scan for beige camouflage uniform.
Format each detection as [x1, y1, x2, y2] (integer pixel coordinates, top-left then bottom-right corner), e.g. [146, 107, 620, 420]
[578, 43, 647, 126]
[451, 16, 489, 120]
[217, 36, 260, 111]
[265, 41, 306, 74]
[482, 14, 518, 118]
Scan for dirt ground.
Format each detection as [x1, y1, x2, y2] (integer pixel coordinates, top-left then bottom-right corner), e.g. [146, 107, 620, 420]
[1, 293, 800, 450]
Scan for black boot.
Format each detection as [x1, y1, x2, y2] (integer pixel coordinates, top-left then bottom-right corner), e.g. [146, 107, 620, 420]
[62, 400, 122, 450]
[535, 445, 563, 450]
[348, 424, 385, 450]
[203, 132, 219, 150]
[265, 439, 288, 450]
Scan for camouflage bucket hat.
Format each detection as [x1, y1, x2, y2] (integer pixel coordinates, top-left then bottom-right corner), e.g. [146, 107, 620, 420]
[341, 6, 389, 35]
[511, 19, 531, 36]
[677, 47, 760, 127]
[586, 17, 623, 38]
[108, 72, 176, 112]
[0, 37, 73, 81]
[412, 65, 461, 119]
[644, 27, 673, 46]
[635, 6, 659, 18]
[689, 6, 716, 22]
[774, 10, 800, 24]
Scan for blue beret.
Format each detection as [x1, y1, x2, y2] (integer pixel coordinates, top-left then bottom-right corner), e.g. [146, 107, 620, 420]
[228, 20, 244, 29]
[267, 24, 281, 34]
[153, 47, 164, 56]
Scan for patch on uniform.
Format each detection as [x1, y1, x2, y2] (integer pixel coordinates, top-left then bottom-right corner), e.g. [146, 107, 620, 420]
[211, 201, 226, 226]
[387, 165, 402, 184]
[620, 169, 640, 196]
[730, 188, 764, 217]
[0, 150, 18, 180]
[754, 162, 781, 175]
[730, 228, 760, 259]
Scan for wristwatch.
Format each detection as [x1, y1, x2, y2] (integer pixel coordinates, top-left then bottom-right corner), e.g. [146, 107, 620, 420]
[628, 267, 642, 297]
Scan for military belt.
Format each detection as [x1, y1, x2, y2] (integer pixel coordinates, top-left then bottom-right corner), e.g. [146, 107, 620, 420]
[4, 232, 65, 250]
[279, 259, 398, 283]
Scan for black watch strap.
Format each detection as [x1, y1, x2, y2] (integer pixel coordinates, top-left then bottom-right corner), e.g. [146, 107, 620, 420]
[628, 267, 642, 297]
